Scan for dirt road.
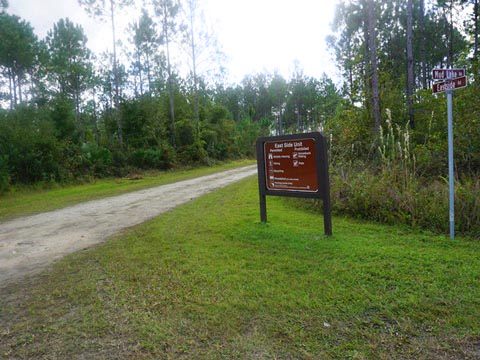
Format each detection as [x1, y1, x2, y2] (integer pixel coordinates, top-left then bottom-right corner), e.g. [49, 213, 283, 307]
[0, 165, 257, 286]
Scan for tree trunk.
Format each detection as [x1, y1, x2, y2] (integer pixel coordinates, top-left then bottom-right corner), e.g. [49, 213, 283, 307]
[348, 66, 354, 103]
[75, 83, 83, 141]
[110, 0, 123, 145]
[367, 0, 380, 133]
[146, 52, 152, 93]
[362, 3, 370, 104]
[420, 0, 427, 89]
[475, 0, 479, 57]
[12, 71, 17, 107]
[278, 106, 283, 136]
[449, 1, 454, 67]
[138, 48, 143, 95]
[17, 74, 22, 103]
[93, 92, 99, 146]
[407, 0, 415, 129]
[191, 32, 199, 134]
[474, 0, 479, 82]
[187, 2, 199, 133]
[8, 70, 13, 109]
[162, 2, 176, 148]
[443, 2, 454, 68]
[297, 102, 302, 132]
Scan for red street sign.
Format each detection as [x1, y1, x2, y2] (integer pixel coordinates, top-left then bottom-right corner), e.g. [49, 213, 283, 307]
[432, 76, 467, 93]
[432, 68, 465, 80]
[264, 138, 318, 192]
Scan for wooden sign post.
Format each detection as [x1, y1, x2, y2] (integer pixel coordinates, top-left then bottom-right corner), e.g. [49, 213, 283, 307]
[256, 132, 332, 236]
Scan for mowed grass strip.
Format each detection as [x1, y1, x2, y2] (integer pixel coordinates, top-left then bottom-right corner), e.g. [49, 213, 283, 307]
[1, 176, 479, 359]
[0, 159, 254, 222]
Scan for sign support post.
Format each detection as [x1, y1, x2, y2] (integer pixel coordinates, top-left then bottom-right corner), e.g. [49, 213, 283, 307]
[446, 87, 455, 239]
[432, 68, 467, 240]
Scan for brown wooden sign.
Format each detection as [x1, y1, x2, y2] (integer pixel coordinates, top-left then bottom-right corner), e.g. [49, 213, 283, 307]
[256, 132, 332, 236]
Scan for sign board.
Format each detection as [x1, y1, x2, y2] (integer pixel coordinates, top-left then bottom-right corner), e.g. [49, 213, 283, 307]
[264, 138, 318, 192]
[432, 68, 465, 80]
[256, 132, 332, 236]
[432, 76, 467, 94]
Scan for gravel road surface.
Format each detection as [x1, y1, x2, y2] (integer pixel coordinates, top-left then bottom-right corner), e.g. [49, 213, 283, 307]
[0, 165, 257, 287]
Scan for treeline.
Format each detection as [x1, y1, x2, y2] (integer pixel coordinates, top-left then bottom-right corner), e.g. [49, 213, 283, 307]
[0, 0, 342, 190]
[0, 0, 479, 235]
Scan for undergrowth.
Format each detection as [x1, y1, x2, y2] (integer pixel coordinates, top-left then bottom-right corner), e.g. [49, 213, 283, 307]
[326, 166, 480, 237]
[321, 115, 480, 238]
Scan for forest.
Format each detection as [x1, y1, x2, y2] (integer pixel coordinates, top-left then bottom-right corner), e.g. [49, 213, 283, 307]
[0, 0, 479, 236]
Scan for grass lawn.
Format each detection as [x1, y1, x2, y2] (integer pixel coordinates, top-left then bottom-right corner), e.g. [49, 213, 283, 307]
[0, 159, 254, 222]
[1, 176, 479, 359]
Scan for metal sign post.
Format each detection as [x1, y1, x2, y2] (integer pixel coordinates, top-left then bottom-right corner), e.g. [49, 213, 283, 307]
[432, 68, 467, 239]
[446, 87, 455, 239]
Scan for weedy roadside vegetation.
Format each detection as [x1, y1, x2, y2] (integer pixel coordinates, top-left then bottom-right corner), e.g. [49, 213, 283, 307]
[319, 100, 480, 238]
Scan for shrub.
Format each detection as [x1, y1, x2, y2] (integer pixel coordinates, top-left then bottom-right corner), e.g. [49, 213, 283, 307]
[130, 146, 175, 170]
[82, 144, 113, 176]
[177, 140, 208, 164]
[0, 156, 10, 194]
[310, 166, 480, 238]
[455, 177, 480, 237]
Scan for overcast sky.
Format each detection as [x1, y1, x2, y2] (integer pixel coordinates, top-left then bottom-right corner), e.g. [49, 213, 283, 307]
[9, 0, 339, 84]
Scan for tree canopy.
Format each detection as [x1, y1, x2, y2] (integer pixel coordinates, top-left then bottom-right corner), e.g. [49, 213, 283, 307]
[0, 0, 477, 195]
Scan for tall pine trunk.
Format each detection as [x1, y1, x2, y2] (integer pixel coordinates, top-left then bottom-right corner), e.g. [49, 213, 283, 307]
[420, 0, 427, 89]
[449, 2, 454, 67]
[146, 52, 152, 93]
[110, 0, 123, 145]
[475, 0, 479, 57]
[17, 74, 22, 103]
[367, 0, 380, 133]
[138, 48, 143, 95]
[278, 105, 283, 136]
[474, 0, 479, 82]
[162, 1, 176, 149]
[190, 23, 199, 134]
[185, 0, 200, 134]
[12, 71, 17, 107]
[407, 0, 415, 129]
[8, 70, 13, 109]
[442, 1, 454, 68]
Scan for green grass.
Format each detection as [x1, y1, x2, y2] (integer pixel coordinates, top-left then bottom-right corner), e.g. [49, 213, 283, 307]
[0, 159, 254, 222]
[1, 176, 479, 359]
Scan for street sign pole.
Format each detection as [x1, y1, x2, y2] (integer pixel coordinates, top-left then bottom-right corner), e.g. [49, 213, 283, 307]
[446, 87, 455, 239]
[432, 68, 466, 239]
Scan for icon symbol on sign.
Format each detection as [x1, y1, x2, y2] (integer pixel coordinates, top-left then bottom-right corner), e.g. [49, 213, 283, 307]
[293, 153, 298, 159]
[293, 160, 299, 167]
